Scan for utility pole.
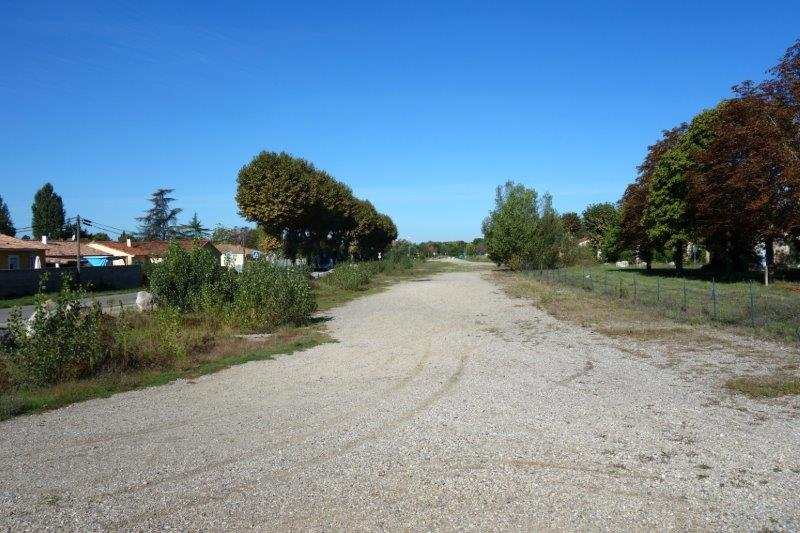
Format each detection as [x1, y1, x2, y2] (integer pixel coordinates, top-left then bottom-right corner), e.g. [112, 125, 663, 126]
[76, 215, 82, 274]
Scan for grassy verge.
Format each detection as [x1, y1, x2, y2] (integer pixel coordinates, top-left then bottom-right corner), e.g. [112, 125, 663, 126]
[496, 270, 800, 398]
[0, 259, 465, 421]
[0, 288, 137, 309]
[1, 326, 332, 421]
[526, 266, 800, 343]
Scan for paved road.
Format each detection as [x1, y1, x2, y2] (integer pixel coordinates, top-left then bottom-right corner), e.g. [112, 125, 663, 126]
[1, 270, 798, 530]
[0, 291, 139, 327]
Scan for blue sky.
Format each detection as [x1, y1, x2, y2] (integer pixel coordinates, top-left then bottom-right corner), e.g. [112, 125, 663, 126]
[1, 1, 799, 242]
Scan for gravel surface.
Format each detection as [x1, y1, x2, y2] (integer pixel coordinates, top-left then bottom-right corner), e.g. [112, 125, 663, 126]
[1, 268, 799, 530]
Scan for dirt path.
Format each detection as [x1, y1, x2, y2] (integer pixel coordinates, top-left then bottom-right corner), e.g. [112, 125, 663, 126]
[1, 269, 799, 530]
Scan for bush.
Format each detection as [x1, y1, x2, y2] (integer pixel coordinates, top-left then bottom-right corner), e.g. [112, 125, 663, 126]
[2, 278, 104, 386]
[234, 262, 316, 330]
[322, 262, 373, 290]
[148, 243, 227, 311]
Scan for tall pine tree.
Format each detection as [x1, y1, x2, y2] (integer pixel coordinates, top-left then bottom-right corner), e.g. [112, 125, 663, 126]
[136, 188, 182, 240]
[31, 183, 66, 239]
[181, 212, 210, 239]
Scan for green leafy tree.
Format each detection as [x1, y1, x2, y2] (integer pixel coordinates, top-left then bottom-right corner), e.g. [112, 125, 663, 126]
[0, 194, 15, 236]
[482, 182, 567, 270]
[137, 188, 183, 240]
[483, 182, 539, 270]
[581, 202, 618, 259]
[90, 232, 111, 241]
[643, 108, 719, 271]
[31, 182, 66, 239]
[237, 151, 396, 263]
[560, 212, 582, 237]
[181, 212, 210, 239]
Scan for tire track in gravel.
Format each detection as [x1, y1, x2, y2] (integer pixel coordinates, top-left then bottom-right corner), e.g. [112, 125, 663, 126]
[0, 317, 444, 469]
[0, 323, 454, 517]
[110, 351, 471, 530]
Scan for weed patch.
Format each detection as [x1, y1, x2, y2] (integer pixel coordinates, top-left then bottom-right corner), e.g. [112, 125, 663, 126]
[726, 374, 800, 398]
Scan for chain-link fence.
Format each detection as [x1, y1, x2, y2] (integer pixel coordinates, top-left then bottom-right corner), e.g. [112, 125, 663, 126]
[526, 268, 800, 343]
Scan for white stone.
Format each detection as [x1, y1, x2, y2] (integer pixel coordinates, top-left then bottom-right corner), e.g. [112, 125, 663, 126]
[615, 260, 630, 268]
[135, 291, 154, 312]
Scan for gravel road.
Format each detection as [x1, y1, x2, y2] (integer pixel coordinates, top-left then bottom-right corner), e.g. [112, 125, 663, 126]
[1, 269, 799, 530]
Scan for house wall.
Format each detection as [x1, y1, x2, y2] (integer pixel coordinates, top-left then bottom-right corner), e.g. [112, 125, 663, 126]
[0, 265, 142, 298]
[0, 250, 46, 270]
[221, 252, 245, 269]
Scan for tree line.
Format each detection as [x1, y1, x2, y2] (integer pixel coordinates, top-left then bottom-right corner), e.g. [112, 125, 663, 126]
[604, 40, 800, 273]
[236, 151, 397, 262]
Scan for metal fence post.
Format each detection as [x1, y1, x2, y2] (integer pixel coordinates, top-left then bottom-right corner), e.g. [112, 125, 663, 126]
[682, 277, 688, 313]
[656, 277, 661, 303]
[711, 278, 717, 321]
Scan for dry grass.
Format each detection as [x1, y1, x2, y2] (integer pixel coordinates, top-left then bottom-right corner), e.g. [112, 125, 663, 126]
[1, 326, 332, 421]
[726, 374, 800, 398]
[494, 270, 800, 399]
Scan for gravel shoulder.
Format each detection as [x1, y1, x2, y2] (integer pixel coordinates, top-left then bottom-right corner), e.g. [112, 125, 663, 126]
[1, 269, 799, 530]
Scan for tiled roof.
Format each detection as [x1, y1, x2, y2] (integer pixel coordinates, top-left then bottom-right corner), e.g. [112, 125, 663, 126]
[91, 239, 214, 257]
[45, 240, 112, 258]
[214, 243, 257, 255]
[0, 234, 48, 251]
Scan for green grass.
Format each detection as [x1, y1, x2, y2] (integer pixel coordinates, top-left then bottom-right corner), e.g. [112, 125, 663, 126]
[726, 374, 800, 398]
[528, 264, 800, 343]
[0, 288, 137, 309]
[0, 327, 331, 421]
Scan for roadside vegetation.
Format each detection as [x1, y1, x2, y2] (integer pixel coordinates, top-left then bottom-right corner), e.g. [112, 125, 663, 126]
[0, 245, 445, 420]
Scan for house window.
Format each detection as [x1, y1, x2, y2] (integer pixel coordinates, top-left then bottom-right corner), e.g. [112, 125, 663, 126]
[29, 255, 38, 269]
[8, 255, 20, 270]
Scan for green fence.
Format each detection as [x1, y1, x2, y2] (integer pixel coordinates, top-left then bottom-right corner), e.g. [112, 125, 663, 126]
[526, 268, 800, 343]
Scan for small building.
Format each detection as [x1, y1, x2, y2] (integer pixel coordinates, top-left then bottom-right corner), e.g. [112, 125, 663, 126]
[214, 243, 258, 269]
[86, 239, 221, 265]
[43, 238, 115, 267]
[0, 234, 47, 270]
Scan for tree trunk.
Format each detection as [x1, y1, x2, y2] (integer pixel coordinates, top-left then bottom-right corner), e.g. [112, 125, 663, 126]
[673, 241, 684, 273]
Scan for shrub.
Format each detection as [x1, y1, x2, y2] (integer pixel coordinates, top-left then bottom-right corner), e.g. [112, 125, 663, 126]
[3, 278, 104, 386]
[148, 243, 227, 311]
[234, 262, 316, 330]
[322, 262, 373, 290]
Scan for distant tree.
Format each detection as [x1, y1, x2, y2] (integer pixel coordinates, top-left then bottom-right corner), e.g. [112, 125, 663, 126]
[117, 230, 134, 243]
[90, 232, 111, 241]
[561, 212, 582, 237]
[181, 212, 210, 239]
[237, 151, 396, 262]
[581, 202, 618, 258]
[0, 194, 15, 236]
[482, 182, 568, 270]
[31, 182, 66, 239]
[348, 200, 397, 260]
[136, 188, 182, 241]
